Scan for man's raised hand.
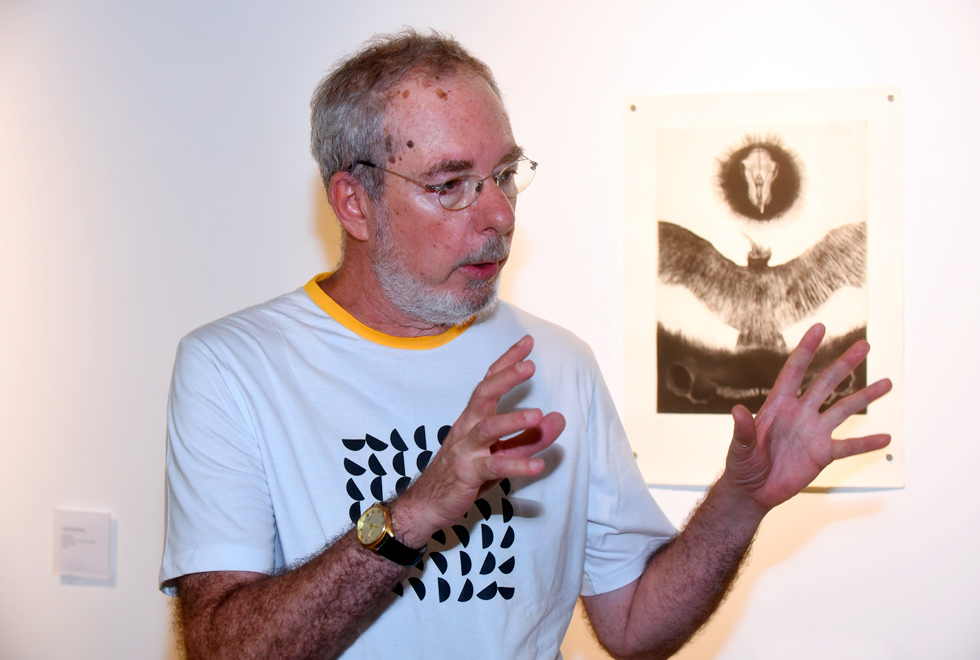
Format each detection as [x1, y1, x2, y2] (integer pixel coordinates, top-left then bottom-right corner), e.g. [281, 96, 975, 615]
[396, 335, 566, 542]
[722, 324, 893, 516]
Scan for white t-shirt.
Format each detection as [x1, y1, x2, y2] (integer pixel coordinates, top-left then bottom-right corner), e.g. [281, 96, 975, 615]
[161, 274, 674, 659]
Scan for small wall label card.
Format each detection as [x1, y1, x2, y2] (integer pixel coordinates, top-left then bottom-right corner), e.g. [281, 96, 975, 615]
[54, 509, 111, 580]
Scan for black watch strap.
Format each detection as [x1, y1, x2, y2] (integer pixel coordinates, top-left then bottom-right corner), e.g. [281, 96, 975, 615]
[375, 534, 426, 567]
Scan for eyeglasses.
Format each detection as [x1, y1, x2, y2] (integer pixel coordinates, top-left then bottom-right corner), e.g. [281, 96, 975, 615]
[354, 157, 538, 211]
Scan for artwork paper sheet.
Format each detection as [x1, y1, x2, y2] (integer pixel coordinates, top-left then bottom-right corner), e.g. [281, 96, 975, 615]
[623, 88, 904, 488]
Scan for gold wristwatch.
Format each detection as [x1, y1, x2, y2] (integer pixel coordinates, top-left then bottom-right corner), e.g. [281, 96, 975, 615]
[356, 503, 426, 566]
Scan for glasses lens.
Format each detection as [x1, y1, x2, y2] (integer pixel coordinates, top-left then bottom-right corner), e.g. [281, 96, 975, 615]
[438, 159, 538, 210]
[438, 176, 480, 210]
[497, 159, 537, 199]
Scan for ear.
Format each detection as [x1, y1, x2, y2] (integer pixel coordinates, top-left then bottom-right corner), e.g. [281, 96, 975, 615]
[328, 171, 374, 242]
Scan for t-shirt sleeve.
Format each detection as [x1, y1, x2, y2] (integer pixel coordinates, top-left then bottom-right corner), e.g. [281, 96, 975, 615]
[580, 370, 676, 597]
[159, 335, 277, 596]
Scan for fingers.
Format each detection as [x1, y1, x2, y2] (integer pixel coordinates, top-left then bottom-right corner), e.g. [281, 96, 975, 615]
[474, 407, 546, 449]
[484, 335, 534, 378]
[405, 336, 559, 533]
[778, 330, 886, 423]
[442, 411, 563, 492]
[481, 455, 547, 479]
[471, 359, 535, 409]
[822, 377, 893, 427]
[800, 338, 870, 409]
[769, 324, 825, 399]
[831, 432, 891, 460]
[470, 408, 566, 458]
[475, 336, 535, 402]
[477, 412, 566, 479]
[450, 334, 564, 474]
[457, 337, 537, 428]
[490, 411, 566, 458]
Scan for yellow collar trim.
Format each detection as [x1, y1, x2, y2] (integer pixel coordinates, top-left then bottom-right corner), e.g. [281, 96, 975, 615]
[303, 273, 469, 350]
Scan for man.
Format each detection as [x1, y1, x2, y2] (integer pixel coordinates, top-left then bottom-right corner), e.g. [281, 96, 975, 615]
[160, 30, 892, 660]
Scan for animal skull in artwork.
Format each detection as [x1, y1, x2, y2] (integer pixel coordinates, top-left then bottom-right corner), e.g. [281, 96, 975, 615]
[741, 147, 779, 214]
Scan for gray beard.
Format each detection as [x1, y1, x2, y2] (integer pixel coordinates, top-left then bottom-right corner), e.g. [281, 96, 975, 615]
[372, 215, 508, 327]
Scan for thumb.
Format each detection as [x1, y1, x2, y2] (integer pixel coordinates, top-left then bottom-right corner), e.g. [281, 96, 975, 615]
[730, 405, 757, 452]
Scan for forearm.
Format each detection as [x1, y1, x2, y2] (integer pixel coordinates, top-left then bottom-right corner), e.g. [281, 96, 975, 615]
[180, 498, 436, 660]
[179, 531, 397, 660]
[588, 478, 765, 660]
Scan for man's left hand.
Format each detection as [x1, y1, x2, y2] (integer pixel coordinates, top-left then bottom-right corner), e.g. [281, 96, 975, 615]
[722, 323, 893, 515]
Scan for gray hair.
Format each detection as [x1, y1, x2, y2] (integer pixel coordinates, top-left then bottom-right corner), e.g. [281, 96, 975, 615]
[310, 28, 502, 203]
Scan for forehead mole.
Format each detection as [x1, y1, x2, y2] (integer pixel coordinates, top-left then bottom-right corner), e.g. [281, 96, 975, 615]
[402, 89, 409, 98]
[406, 140, 414, 148]
[435, 88, 448, 100]
[384, 134, 393, 153]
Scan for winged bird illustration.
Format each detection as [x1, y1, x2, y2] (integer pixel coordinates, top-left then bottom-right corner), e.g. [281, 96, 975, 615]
[658, 221, 866, 350]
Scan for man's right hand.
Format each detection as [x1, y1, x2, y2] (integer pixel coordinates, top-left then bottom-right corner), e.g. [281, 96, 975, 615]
[391, 334, 566, 548]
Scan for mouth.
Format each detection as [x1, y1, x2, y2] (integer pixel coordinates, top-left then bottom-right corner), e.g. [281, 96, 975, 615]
[456, 238, 510, 281]
[460, 260, 502, 280]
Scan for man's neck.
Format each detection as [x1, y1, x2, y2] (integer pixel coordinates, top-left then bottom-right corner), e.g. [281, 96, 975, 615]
[318, 266, 452, 339]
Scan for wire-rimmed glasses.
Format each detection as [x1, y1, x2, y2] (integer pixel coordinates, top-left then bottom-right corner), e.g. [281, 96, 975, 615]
[355, 157, 537, 211]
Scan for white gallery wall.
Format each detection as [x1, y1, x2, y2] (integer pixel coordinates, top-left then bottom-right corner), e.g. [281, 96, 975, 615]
[1, 1, 977, 658]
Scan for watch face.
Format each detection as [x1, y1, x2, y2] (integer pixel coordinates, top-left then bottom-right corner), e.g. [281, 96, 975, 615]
[357, 505, 387, 545]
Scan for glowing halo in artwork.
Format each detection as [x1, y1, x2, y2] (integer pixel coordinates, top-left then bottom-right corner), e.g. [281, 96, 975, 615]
[717, 136, 802, 221]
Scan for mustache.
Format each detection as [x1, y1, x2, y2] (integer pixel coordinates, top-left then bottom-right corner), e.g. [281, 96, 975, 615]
[455, 236, 510, 268]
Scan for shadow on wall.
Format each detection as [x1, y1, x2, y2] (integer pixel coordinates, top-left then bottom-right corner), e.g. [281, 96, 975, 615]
[676, 494, 889, 660]
[561, 493, 889, 660]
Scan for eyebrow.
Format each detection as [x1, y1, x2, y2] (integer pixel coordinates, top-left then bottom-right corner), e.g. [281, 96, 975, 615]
[499, 145, 525, 165]
[421, 159, 474, 178]
[420, 145, 526, 180]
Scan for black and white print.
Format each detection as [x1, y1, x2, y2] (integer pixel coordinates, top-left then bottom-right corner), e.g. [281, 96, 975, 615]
[655, 124, 869, 414]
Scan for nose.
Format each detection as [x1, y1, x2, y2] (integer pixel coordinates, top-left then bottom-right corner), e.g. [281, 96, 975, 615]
[472, 177, 516, 235]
